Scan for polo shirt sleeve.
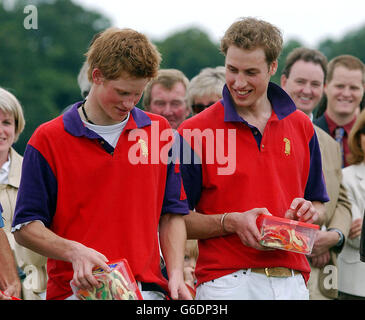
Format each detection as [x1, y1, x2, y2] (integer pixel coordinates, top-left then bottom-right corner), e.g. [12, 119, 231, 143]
[177, 132, 202, 211]
[304, 130, 330, 203]
[12, 144, 57, 229]
[161, 143, 189, 215]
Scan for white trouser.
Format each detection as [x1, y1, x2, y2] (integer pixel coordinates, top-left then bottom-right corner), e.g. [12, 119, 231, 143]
[196, 269, 309, 300]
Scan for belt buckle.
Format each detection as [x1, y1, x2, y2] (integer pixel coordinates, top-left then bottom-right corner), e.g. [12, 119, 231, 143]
[264, 267, 291, 277]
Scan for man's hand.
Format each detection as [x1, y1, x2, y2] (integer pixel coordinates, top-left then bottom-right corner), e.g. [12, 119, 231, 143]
[67, 241, 111, 291]
[309, 251, 330, 268]
[308, 230, 340, 268]
[224, 208, 272, 250]
[349, 218, 363, 239]
[311, 230, 339, 256]
[168, 270, 193, 300]
[285, 198, 319, 224]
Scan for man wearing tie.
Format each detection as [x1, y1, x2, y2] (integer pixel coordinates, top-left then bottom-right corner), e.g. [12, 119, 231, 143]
[314, 55, 365, 167]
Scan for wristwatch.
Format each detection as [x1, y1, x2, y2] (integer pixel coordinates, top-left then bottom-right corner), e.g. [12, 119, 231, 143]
[328, 228, 345, 248]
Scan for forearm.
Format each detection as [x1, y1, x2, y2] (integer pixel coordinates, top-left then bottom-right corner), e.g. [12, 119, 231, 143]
[159, 214, 187, 277]
[13, 221, 79, 263]
[184, 210, 230, 240]
[14, 220, 111, 290]
[0, 229, 21, 297]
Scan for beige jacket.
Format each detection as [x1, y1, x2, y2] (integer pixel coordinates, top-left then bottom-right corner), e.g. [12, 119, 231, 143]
[338, 162, 365, 297]
[308, 126, 352, 299]
[0, 148, 47, 300]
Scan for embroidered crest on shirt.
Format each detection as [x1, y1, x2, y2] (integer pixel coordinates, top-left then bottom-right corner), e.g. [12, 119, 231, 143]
[283, 138, 290, 156]
[138, 138, 148, 157]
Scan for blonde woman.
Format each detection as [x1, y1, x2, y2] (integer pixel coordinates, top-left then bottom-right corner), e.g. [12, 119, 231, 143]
[0, 87, 47, 299]
[338, 108, 365, 299]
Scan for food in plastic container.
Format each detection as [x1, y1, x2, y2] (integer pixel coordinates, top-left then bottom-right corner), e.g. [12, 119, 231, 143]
[256, 214, 320, 254]
[70, 259, 143, 300]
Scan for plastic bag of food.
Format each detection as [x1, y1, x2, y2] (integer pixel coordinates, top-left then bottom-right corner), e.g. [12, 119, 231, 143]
[70, 259, 143, 300]
[256, 214, 319, 254]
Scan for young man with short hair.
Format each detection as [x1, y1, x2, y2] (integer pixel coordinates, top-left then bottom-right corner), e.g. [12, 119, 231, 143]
[178, 17, 328, 300]
[314, 55, 365, 167]
[12, 28, 191, 300]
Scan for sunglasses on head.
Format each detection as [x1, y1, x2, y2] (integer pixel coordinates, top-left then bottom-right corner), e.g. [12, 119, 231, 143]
[191, 102, 215, 114]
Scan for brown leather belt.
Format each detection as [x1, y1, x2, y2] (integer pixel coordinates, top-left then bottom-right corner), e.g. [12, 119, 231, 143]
[251, 267, 301, 278]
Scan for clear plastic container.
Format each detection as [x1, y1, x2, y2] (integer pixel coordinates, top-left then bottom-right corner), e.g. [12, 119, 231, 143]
[256, 214, 320, 254]
[70, 259, 143, 300]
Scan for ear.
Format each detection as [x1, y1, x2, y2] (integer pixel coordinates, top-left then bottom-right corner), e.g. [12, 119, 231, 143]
[280, 74, 287, 88]
[269, 60, 278, 76]
[185, 105, 191, 117]
[92, 68, 104, 85]
[323, 83, 328, 96]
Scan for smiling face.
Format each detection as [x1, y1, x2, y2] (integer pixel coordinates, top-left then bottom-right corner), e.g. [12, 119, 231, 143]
[225, 46, 277, 110]
[148, 82, 189, 129]
[92, 69, 150, 125]
[325, 65, 364, 119]
[281, 60, 325, 115]
[0, 109, 16, 156]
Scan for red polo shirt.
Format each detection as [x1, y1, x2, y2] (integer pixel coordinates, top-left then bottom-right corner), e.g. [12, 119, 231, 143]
[13, 103, 189, 299]
[178, 82, 329, 285]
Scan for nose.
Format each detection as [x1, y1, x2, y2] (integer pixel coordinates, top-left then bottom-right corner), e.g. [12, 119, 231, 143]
[302, 83, 312, 95]
[342, 86, 351, 97]
[123, 97, 135, 109]
[234, 72, 247, 88]
[162, 104, 173, 115]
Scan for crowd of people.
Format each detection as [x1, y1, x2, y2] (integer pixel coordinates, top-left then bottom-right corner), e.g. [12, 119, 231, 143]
[0, 16, 365, 300]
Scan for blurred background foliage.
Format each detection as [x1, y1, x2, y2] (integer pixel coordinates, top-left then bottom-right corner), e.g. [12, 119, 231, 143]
[1, 0, 365, 154]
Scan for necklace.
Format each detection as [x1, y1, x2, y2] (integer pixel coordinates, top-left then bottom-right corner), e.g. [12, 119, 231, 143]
[81, 101, 95, 125]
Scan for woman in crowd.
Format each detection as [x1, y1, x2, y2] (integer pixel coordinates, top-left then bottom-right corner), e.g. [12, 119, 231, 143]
[338, 108, 365, 300]
[0, 87, 47, 299]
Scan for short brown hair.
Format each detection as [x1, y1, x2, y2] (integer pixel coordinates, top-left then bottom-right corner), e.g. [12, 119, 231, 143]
[142, 69, 189, 110]
[86, 27, 161, 81]
[220, 17, 283, 66]
[347, 108, 365, 165]
[282, 47, 328, 81]
[326, 55, 365, 84]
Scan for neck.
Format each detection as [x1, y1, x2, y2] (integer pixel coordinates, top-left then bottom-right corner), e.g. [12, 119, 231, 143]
[81, 101, 93, 124]
[0, 150, 9, 168]
[236, 97, 272, 133]
[326, 108, 356, 126]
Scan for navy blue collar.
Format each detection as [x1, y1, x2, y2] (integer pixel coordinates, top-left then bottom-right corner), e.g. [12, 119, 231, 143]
[222, 82, 296, 122]
[62, 101, 152, 138]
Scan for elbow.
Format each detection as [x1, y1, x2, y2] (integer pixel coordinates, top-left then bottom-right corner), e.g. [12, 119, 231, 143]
[13, 229, 28, 247]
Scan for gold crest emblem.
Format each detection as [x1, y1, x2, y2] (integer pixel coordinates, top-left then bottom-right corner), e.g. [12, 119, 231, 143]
[283, 138, 290, 156]
[138, 138, 148, 157]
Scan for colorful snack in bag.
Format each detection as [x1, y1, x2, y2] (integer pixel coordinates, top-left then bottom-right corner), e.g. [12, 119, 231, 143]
[260, 224, 310, 253]
[70, 259, 143, 300]
[256, 214, 319, 254]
